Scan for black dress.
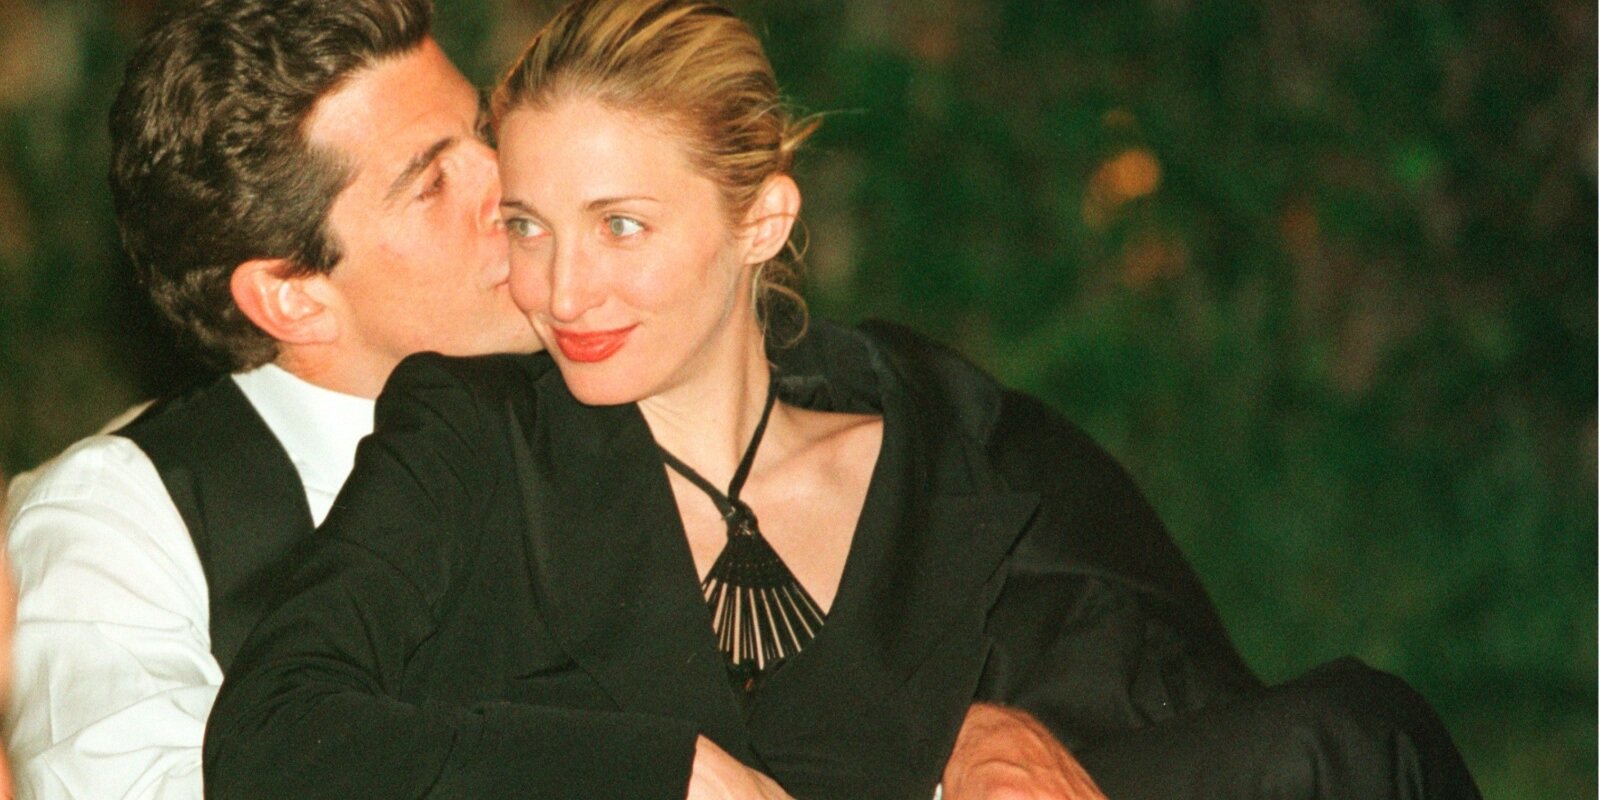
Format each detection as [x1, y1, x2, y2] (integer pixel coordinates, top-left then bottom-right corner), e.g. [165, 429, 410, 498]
[204, 320, 1476, 799]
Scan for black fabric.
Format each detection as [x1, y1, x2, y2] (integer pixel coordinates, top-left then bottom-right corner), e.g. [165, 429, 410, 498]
[854, 320, 1256, 696]
[207, 354, 705, 799]
[1077, 658, 1482, 799]
[117, 374, 315, 673]
[205, 320, 1474, 798]
[205, 323, 1256, 798]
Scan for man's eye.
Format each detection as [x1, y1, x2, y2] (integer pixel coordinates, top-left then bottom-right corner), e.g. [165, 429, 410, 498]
[418, 170, 446, 200]
[606, 216, 644, 237]
[505, 217, 546, 240]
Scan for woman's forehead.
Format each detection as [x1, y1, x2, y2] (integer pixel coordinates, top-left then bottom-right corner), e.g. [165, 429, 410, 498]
[497, 99, 714, 206]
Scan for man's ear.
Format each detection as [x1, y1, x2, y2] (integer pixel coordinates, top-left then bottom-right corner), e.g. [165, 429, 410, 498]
[230, 259, 338, 346]
[740, 174, 801, 266]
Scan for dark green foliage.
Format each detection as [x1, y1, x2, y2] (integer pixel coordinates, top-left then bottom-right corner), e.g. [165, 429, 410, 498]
[1, 1, 1591, 796]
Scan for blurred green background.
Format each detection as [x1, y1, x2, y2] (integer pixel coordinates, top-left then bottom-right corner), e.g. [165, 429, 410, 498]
[0, 0, 1592, 796]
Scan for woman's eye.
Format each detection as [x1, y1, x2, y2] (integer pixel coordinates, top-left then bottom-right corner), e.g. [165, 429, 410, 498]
[606, 216, 644, 237]
[505, 217, 546, 240]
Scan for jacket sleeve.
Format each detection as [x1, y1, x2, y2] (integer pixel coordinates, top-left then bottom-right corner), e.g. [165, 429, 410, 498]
[975, 388, 1262, 749]
[202, 354, 698, 799]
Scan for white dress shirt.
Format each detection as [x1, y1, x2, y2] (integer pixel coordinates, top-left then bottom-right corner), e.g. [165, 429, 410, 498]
[4, 364, 374, 800]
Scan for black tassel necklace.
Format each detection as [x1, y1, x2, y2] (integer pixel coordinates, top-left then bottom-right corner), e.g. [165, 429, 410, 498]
[658, 377, 826, 693]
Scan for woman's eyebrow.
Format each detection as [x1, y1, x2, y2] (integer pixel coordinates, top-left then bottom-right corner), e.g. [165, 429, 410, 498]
[584, 195, 660, 211]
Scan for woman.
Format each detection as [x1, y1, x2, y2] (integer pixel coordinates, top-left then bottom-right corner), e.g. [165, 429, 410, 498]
[205, 1, 1472, 798]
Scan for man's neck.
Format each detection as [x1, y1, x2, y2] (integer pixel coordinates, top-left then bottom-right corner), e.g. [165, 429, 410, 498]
[272, 347, 391, 400]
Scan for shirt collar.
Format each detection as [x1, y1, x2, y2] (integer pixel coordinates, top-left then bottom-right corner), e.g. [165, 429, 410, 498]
[230, 363, 376, 497]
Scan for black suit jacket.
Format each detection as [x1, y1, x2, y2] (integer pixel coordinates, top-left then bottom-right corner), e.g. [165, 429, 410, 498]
[205, 321, 1256, 799]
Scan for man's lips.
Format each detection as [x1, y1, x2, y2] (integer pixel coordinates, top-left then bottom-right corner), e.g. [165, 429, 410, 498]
[551, 325, 637, 363]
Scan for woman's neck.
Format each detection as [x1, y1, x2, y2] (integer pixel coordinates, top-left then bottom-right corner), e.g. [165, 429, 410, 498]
[637, 322, 775, 488]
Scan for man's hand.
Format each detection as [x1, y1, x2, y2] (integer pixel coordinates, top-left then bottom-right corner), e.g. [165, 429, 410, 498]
[941, 703, 1107, 800]
[686, 736, 794, 800]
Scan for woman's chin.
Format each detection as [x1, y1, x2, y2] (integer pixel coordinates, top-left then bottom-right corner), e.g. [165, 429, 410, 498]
[556, 366, 650, 407]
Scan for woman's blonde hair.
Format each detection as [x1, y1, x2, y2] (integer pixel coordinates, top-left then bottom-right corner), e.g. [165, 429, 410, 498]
[492, 0, 818, 337]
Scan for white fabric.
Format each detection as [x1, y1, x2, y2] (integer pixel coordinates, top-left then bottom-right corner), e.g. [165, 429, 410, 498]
[4, 364, 373, 800]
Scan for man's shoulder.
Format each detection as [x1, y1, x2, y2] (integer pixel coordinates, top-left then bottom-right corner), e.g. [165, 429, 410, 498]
[8, 435, 156, 502]
[8, 434, 163, 516]
[116, 372, 247, 443]
[5, 393, 160, 513]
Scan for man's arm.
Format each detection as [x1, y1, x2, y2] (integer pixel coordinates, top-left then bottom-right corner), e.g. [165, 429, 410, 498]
[6, 437, 217, 800]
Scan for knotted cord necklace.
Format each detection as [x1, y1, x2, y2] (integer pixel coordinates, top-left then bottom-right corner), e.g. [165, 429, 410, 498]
[658, 377, 826, 692]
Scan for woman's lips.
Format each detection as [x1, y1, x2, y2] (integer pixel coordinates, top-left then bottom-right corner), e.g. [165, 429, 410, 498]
[551, 325, 637, 363]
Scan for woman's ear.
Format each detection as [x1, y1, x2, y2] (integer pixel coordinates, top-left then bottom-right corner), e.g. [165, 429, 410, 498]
[740, 174, 801, 265]
[230, 259, 338, 346]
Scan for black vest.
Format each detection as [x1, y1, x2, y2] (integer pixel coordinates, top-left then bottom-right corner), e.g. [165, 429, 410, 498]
[118, 375, 316, 673]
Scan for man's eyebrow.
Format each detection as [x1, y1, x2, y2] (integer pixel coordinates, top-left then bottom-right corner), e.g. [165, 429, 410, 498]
[384, 137, 457, 202]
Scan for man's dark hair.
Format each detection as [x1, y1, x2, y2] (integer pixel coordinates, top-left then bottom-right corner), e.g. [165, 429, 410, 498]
[109, 0, 433, 371]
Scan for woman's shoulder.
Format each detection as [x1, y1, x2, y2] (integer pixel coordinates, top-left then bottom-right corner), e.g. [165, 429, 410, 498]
[386, 350, 555, 394]
[362, 351, 557, 461]
[379, 349, 553, 413]
[761, 405, 884, 514]
[790, 318, 1125, 474]
[836, 320, 1103, 458]
[786, 405, 882, 459]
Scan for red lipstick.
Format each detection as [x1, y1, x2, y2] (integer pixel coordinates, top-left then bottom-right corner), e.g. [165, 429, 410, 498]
[551, 325, 636, 363]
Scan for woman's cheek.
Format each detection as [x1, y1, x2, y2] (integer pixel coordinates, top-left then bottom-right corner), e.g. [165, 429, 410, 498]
[507, 249, 548, 314]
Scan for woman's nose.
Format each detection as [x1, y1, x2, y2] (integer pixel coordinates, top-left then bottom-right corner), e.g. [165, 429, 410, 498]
[546, 242, 604, 323]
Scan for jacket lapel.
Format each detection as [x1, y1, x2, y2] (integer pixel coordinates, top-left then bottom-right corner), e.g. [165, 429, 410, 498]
[746, 360, 1041, 793]
[507, 374, 752, 757]
[761, 321, 1041, 705]
[759, 440, 1038, 706]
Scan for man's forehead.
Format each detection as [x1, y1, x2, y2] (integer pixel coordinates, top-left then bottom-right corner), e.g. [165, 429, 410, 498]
[302, 39, 476, 180]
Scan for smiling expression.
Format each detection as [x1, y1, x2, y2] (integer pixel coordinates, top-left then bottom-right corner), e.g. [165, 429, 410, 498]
[497, 97, 770, 406]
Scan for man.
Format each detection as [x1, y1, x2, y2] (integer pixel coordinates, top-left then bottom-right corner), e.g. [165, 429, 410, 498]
[4, 1, 1119, 797]
[3, 0, 536, 795]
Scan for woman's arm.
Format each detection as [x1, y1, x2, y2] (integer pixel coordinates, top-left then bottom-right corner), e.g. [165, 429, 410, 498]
[977, 388, 1261, 745]
[203, 354, 700, 799]
[687, 738, 794, 800]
